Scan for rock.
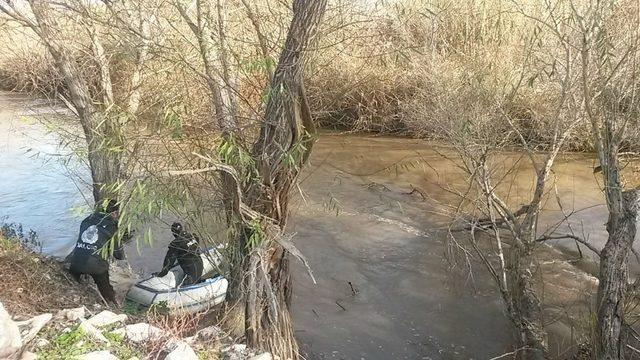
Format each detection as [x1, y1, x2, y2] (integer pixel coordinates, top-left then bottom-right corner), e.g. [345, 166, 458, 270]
[195, 325, 223, 342]
[84, 310, 126, 328]
[35, 338, 50, 348]
[249, 353, 273, 360]
[79, 320, 109, 344]
[73, 350, 118, 360]
[183, 335, 197, 345]
[165, 341, 198, 360]
[222, 344, 247, 353]
[127, 358, 140, 360]
[55, 307, 86, 322]
[20, 351, 37, 360]
[111, 322, 165, 343]
[222, 344, 248, 360]
[15, 313, 52, 344]
[0, 302, 22, 359]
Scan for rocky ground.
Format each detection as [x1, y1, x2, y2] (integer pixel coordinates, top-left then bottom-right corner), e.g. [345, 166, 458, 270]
[1, 302, 273, 360]
[0, 232, 269, 360]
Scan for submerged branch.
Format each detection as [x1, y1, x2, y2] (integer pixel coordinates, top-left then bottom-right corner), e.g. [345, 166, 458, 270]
[536, 234, 601, 257]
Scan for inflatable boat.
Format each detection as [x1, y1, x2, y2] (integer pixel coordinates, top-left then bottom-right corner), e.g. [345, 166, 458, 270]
[125, 247, 228, 312]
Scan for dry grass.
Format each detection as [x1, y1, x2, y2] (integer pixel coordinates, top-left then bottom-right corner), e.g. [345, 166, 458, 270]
[3, 0, 635, 151]
[0, 232, 101, 317]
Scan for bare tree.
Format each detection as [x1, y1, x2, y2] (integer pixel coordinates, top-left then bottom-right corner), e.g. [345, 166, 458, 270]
[0, 0, 118, 203]
[438, 8, 583, 356]
[0, 0, 150, 205]
[568, 1, 640, 358]
[174, 0, 237, 134]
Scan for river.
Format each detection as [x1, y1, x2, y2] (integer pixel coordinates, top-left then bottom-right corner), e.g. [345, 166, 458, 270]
[0, 91, 633, 359]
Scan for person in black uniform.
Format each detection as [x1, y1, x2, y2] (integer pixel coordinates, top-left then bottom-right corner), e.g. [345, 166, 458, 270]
[68, 200, 126, 304]
[155, 222, 203, 286]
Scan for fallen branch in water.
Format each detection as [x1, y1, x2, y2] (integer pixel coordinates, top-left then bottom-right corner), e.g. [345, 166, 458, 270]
[405, 184, 426, 199]
[536, 233, 640, 264]
[536, 234, 601, 257]
[448, 204, 532, 232]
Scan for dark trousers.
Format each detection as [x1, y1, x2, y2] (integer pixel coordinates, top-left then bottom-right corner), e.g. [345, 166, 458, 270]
[182, 272, 200, 286]
[70, 269, 117, 304]
[179, 257, 203, 286]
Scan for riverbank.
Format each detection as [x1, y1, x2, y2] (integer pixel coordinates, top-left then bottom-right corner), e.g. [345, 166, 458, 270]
[0, 231, 274, 360]
[0, 224, 102, 316]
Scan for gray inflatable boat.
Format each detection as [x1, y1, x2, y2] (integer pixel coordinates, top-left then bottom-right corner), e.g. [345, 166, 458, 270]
[125, 247, 228, 312]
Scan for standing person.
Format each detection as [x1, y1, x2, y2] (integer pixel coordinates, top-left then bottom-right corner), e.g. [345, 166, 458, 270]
[68, 200, 126, 305]
[155, 222, 203, 286]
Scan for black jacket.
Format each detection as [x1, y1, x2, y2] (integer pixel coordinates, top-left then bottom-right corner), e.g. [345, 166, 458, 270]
[158, 231, 203, 284]
[69, 212, 124, 274]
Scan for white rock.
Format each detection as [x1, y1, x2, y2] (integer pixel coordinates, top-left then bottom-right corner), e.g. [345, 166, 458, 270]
[55, 307, 86, 322]
[0, 302, 22, 359]
[16, 313, 52, 344]
[73, 350, 118, 360]
[79, 320, 110, 344]
[183, 335, 197, 345]
[35, 338, 50, 348]
[249, 353, 273, 360]
[20, 351, 37, 360]
[111, 322, 165, 343]
[195, 325, 223, 342]
[84, 310, 127, 328]
[223, 344, 248, 360]
[222, 344, 247, 353]
[165, 341, 198, 360]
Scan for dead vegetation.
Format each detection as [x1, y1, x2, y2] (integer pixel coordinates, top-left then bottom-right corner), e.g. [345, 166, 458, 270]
[0, 226, 101, 317]
[3, 1, 640, 152]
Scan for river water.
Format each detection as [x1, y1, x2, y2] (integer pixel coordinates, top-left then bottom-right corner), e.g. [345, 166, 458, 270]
[1, 91, 634, 359]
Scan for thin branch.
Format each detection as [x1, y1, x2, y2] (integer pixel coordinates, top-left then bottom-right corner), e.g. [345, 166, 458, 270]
[536, 234, 601, 257]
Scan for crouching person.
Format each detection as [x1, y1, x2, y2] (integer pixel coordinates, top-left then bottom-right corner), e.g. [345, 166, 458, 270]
[156, 222, 203, 286]
[69, 200, 127, 305]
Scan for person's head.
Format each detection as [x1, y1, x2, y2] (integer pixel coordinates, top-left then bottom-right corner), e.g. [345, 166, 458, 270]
[171, 222, 183, 237]
[99, 199, 119, 220]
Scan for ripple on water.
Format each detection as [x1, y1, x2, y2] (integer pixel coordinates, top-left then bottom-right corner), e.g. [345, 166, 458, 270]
[0, 92, 90, 258]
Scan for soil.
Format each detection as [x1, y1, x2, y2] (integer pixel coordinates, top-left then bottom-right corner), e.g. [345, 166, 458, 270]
[0, 236, 103, 317]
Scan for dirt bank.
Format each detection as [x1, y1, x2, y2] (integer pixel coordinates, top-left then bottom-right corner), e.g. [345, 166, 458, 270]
[0, 229, 102, 317]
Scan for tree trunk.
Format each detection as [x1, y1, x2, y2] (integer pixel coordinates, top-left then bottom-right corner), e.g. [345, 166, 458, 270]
[235, 0, 327, 358]
[595, 190, 639, 359]
[29, 0, 121, 204]
[508, 163, 553, 360]
[509, 247, 547, 360]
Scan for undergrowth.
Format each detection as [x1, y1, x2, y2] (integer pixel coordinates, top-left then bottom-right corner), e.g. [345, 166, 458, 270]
[3, 1, 639, 151]
[37, 325, 144, 360]
[0, 223, 101, 316]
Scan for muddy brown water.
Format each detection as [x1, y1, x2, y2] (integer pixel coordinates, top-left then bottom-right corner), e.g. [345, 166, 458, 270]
[1, 91, 636, 359]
